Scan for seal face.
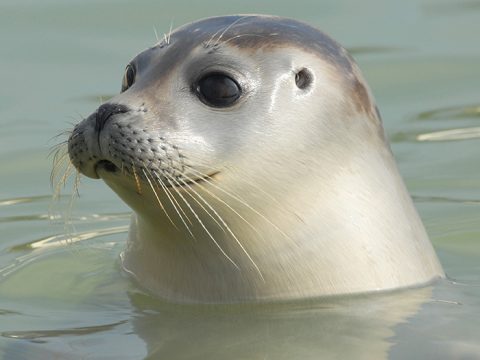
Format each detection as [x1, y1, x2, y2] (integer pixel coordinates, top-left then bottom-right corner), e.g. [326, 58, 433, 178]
[68, 15, 444, 303]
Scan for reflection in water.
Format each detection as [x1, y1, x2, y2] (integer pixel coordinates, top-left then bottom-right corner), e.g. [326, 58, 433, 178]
[390, 281, 480, 359]
[129, 288, 432, 359]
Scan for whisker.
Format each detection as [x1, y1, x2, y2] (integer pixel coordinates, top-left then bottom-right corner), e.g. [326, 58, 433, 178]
[67, 170, 81, 222]
[156, 171, 193, 226]
[173, 177, 226, 233]
[187, 167, 292, 241]
[185, 159, 280, 206]
[57, 169, 81, 245]
[73, 168, 81, 198]
[131, 163, 142, 195]
[49, 141, 69, 176]
[142, 168, 178, 229]
[220, 33, 266, 47]
[49, 131, 78, 228]
[181, 171, 265, 241]
[50, 153, 70, 188]
[152, 170, 195, 238]
[167, 20, 174, 44]
[53, 163, 75, 198]
[50, 145, 69, 164]
[163, 172, 239, 270]
[48, 130, 72, 144]
[48, 139, 69, 155]
[49, 153, 79, 242]
[178, 176, 264, 280]
[212, 16, 251, 48]
[49, 159, 75, 222]
[153, 25, 160, 42]
[205, 15, 249, 48]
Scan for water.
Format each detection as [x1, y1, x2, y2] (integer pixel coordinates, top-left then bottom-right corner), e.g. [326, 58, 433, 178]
[0, 0, 479, 358]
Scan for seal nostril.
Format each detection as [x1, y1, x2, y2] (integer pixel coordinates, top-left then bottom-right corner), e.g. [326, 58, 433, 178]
[95, 103, 130, 134]
[96, 160, 118, 173]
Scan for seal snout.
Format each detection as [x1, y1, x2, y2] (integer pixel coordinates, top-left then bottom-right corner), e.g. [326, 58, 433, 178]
[90, 103, 130, 177]
[67, 103, 131, 179]
[94, 103, 130, 134]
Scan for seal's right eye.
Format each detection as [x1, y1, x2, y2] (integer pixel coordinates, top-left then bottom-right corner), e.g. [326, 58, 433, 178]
[121, 64, 136, 92]
[195, 73, 241, 108]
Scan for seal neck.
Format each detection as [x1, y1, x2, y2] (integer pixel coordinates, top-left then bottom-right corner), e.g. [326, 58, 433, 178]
[118, 136, 444, 303]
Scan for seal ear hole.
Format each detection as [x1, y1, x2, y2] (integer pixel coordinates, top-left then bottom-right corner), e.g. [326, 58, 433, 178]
[295, 68, 313, 90]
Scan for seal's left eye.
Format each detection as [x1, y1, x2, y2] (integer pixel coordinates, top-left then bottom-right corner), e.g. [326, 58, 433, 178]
[121, 64, 136, 92]
[195, 73, 241, 108]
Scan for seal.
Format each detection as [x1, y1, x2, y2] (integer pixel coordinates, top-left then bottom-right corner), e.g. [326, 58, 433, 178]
[67, 15, 444, 303]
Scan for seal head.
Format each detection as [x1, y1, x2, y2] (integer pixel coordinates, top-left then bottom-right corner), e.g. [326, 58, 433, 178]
[68, 15, 444, 303]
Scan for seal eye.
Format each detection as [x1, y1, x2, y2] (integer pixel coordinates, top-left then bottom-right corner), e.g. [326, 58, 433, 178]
[121, 64, 136, 92]
[195, 73, 241, 108]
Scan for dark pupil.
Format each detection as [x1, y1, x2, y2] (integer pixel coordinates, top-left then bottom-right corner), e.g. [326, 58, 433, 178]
[121, 65, 135, 92]
[197, 74, 240, 107]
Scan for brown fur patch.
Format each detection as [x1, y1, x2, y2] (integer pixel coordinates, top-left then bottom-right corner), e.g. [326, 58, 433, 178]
[352, 78, 374, 117]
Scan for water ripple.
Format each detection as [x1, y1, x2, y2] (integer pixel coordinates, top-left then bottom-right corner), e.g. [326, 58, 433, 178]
[0, 214, 56, 223]
[0, 195, 59, 207]
[391, 127, 480, 143]
[413, 195, 480, 204]
[347, 46, 404, 55]
[9, 226, 128, 251]
[0, 225, 127, 279]
[392, 103, 480, 143]
[0, 211, 130, 224]
[0, 309, 22, 316]
[416, 104, 480, 120]
[425, 1, 480, 14]
[52, 212, 131, 223]
[416, 126, 480, 142]
[1, 320, 128, 340]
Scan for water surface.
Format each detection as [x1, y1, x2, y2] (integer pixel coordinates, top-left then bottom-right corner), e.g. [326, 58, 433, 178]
[0, 0, 479, 359]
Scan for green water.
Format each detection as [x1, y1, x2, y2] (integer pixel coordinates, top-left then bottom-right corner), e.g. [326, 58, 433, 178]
[1, 0, 479, 358]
